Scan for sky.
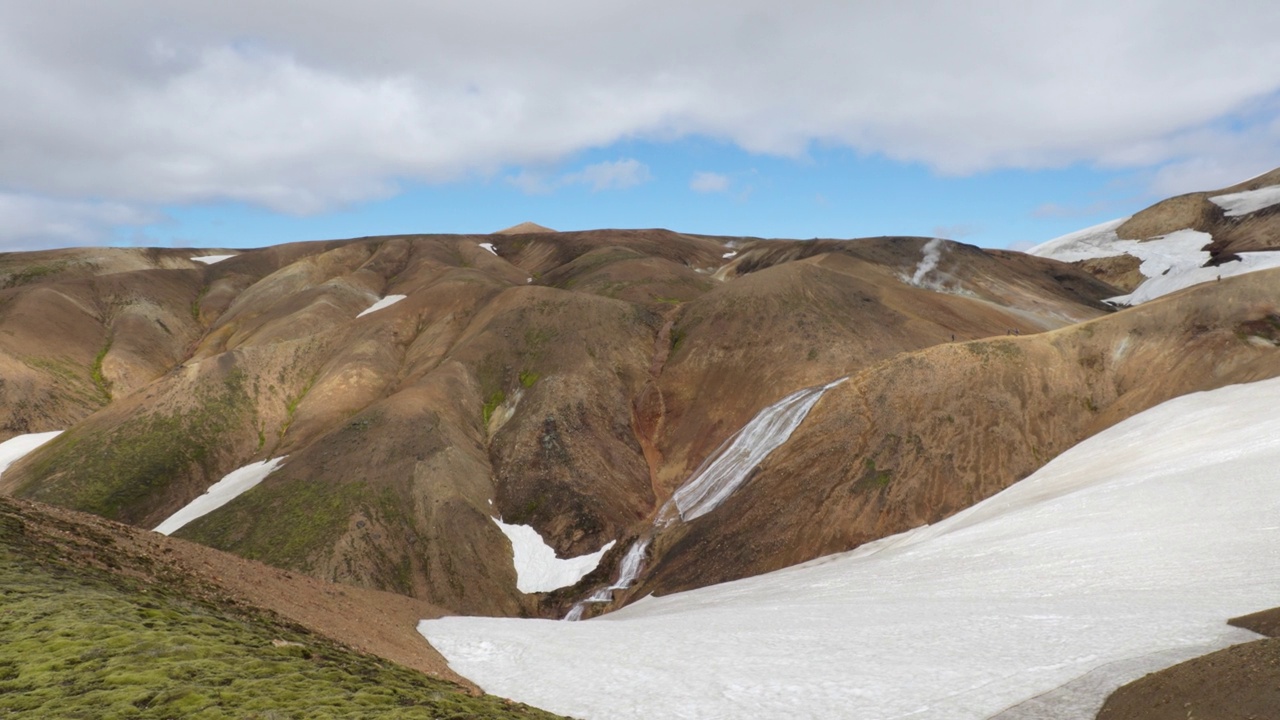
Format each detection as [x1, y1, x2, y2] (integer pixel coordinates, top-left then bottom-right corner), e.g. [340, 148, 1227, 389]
[1, 1, 1279, 252]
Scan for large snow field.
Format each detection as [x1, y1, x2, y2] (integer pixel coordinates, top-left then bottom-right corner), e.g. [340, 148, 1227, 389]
[0, 431, 62, 477]
[492, 518, 615, 593]
[153, 457, 287, 535]
[1028, 220, 1280, 305]
[1209, 184, 1280, 217]
[423, 377, 1280, 719]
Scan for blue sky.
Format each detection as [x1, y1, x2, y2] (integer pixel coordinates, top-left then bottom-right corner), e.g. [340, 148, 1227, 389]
[154, 140, 1145, 251]
[3, 2, 1279, 252]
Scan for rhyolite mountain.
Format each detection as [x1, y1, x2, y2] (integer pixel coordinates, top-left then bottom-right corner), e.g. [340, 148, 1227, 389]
[2, 172, 1280, 630]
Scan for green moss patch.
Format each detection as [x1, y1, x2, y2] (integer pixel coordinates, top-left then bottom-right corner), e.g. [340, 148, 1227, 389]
[0, 507, 565, 720]
[16, 372, 255, 522]
[177, 478, 364, 574]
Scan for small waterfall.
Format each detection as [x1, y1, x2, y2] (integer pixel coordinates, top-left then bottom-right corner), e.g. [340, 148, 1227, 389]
[563, 377, 845, 620]
[609, 537, 651, 589]
[672, 378, 846, 522]
[562, 537, 651, 621]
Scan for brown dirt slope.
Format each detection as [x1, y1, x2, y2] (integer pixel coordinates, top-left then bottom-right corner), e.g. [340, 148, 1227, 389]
[631, 268, 1280, 600]
[0, 229, 1130, 619]
[1096, 608, 1280, 720]
[1116, 167, 1280, 257]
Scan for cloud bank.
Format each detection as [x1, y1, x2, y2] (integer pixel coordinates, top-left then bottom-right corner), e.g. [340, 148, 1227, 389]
[0, 1, 1278, 246]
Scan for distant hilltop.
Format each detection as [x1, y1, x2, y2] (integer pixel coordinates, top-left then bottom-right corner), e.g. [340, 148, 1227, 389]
[494, 221, 556, 235]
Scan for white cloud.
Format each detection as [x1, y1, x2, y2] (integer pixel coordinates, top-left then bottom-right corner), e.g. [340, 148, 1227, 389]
[0, 1, 1278, 243]
[507, 159, 651, 194]
[0, 194, 160, 250]
[561, 159, 652, 191]
[690, 171, 730, 193]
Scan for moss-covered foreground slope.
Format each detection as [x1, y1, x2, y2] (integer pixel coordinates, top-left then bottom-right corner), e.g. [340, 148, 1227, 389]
[0, 497, 567, 720]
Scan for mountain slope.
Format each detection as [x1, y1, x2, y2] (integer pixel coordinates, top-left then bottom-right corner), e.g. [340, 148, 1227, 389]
[0, 229, 1124, 617]
[0, 493, 566, 718]
[423, 375, 1280, 720]
[1029, 167, 1280, 303]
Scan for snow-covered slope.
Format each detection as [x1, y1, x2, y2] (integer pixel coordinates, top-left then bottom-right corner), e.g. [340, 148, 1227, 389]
[423, 377, 1280, 720]
[1028, 218, 1280, 306]
[1209, 184, 1280, 217]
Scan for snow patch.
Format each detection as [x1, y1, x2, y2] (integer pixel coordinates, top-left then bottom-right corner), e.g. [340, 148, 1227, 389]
[479, 242, 499, 255]
[1030, 220, 1280, 305]
[1105, 230, 1280, 305]
[424, 377, 1280, 719]
[356, 294, 406, 318]
[153, 457, 287, 535]
[190, 254, 235, 265]
[1209, 185, 1280, 217]
[493, 518, 616, 593]
[1026, 217, 1130, 262]
[0, 431, 62, 477]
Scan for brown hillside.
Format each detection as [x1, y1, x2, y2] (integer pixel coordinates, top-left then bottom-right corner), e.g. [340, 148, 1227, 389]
[1115, 168, 1280, 256]
[0, 493, 465, 686]
[0, 229, 1154, 620]
[633, 268, 1280, 599]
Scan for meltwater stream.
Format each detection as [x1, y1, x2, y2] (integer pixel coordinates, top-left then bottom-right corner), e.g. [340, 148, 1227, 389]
[669, 378, 847, 522]
[565, 377, 846, 620]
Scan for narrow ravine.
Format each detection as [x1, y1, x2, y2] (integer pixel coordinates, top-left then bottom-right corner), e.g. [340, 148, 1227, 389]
[565, 377, 846, 620]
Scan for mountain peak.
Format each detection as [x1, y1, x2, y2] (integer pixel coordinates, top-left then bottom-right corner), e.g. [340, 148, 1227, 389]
[494, 221, 555, 235]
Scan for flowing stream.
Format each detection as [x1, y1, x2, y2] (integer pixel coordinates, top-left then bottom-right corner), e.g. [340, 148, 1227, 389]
[564, 377, 846, 620]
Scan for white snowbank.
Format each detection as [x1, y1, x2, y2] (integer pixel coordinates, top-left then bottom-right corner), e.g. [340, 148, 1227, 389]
[1209, 184, 1280, 217]
[424, 377, 1280, 720]
[191, 254, 236, 265]
[1028, 220, 1280, 305]
[1025, 217, 1130, 262]
[0, 431, 62, 477]
[153, 457, 287, 535]
[356, 294, 406, 318]
[479, 242, 499, 255]
[1106, 230, 1280, 305]
[493, 518, 616, 593]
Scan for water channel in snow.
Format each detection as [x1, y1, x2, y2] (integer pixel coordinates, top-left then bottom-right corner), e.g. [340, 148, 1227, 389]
[564, 377, 846, 619]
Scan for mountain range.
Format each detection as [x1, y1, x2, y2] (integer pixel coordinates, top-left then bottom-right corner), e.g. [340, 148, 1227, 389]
[3, 170, 1280, 718]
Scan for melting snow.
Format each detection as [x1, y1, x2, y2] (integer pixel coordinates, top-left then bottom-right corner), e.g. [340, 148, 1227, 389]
[191, 254, 235, 265]
[1025, 217, 1130, 262]
[0, 431, 62, 477]
[1028, 221, 1280, 306]
[493, 518, 616, 593]
[1209, 184, 1280, 217]
[356, 294, 406, 318]
[479, 243, 499, 255]
[424, 377, 1280, 719]
[671, 379, 846, 522]
[153, 457, 287, 535]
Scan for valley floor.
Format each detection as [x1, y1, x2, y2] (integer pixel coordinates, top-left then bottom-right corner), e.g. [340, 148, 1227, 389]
[423, 376, 1280, 719]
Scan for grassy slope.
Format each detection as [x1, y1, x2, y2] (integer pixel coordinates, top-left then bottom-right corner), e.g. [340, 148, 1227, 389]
[0, 500, 567, 720]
